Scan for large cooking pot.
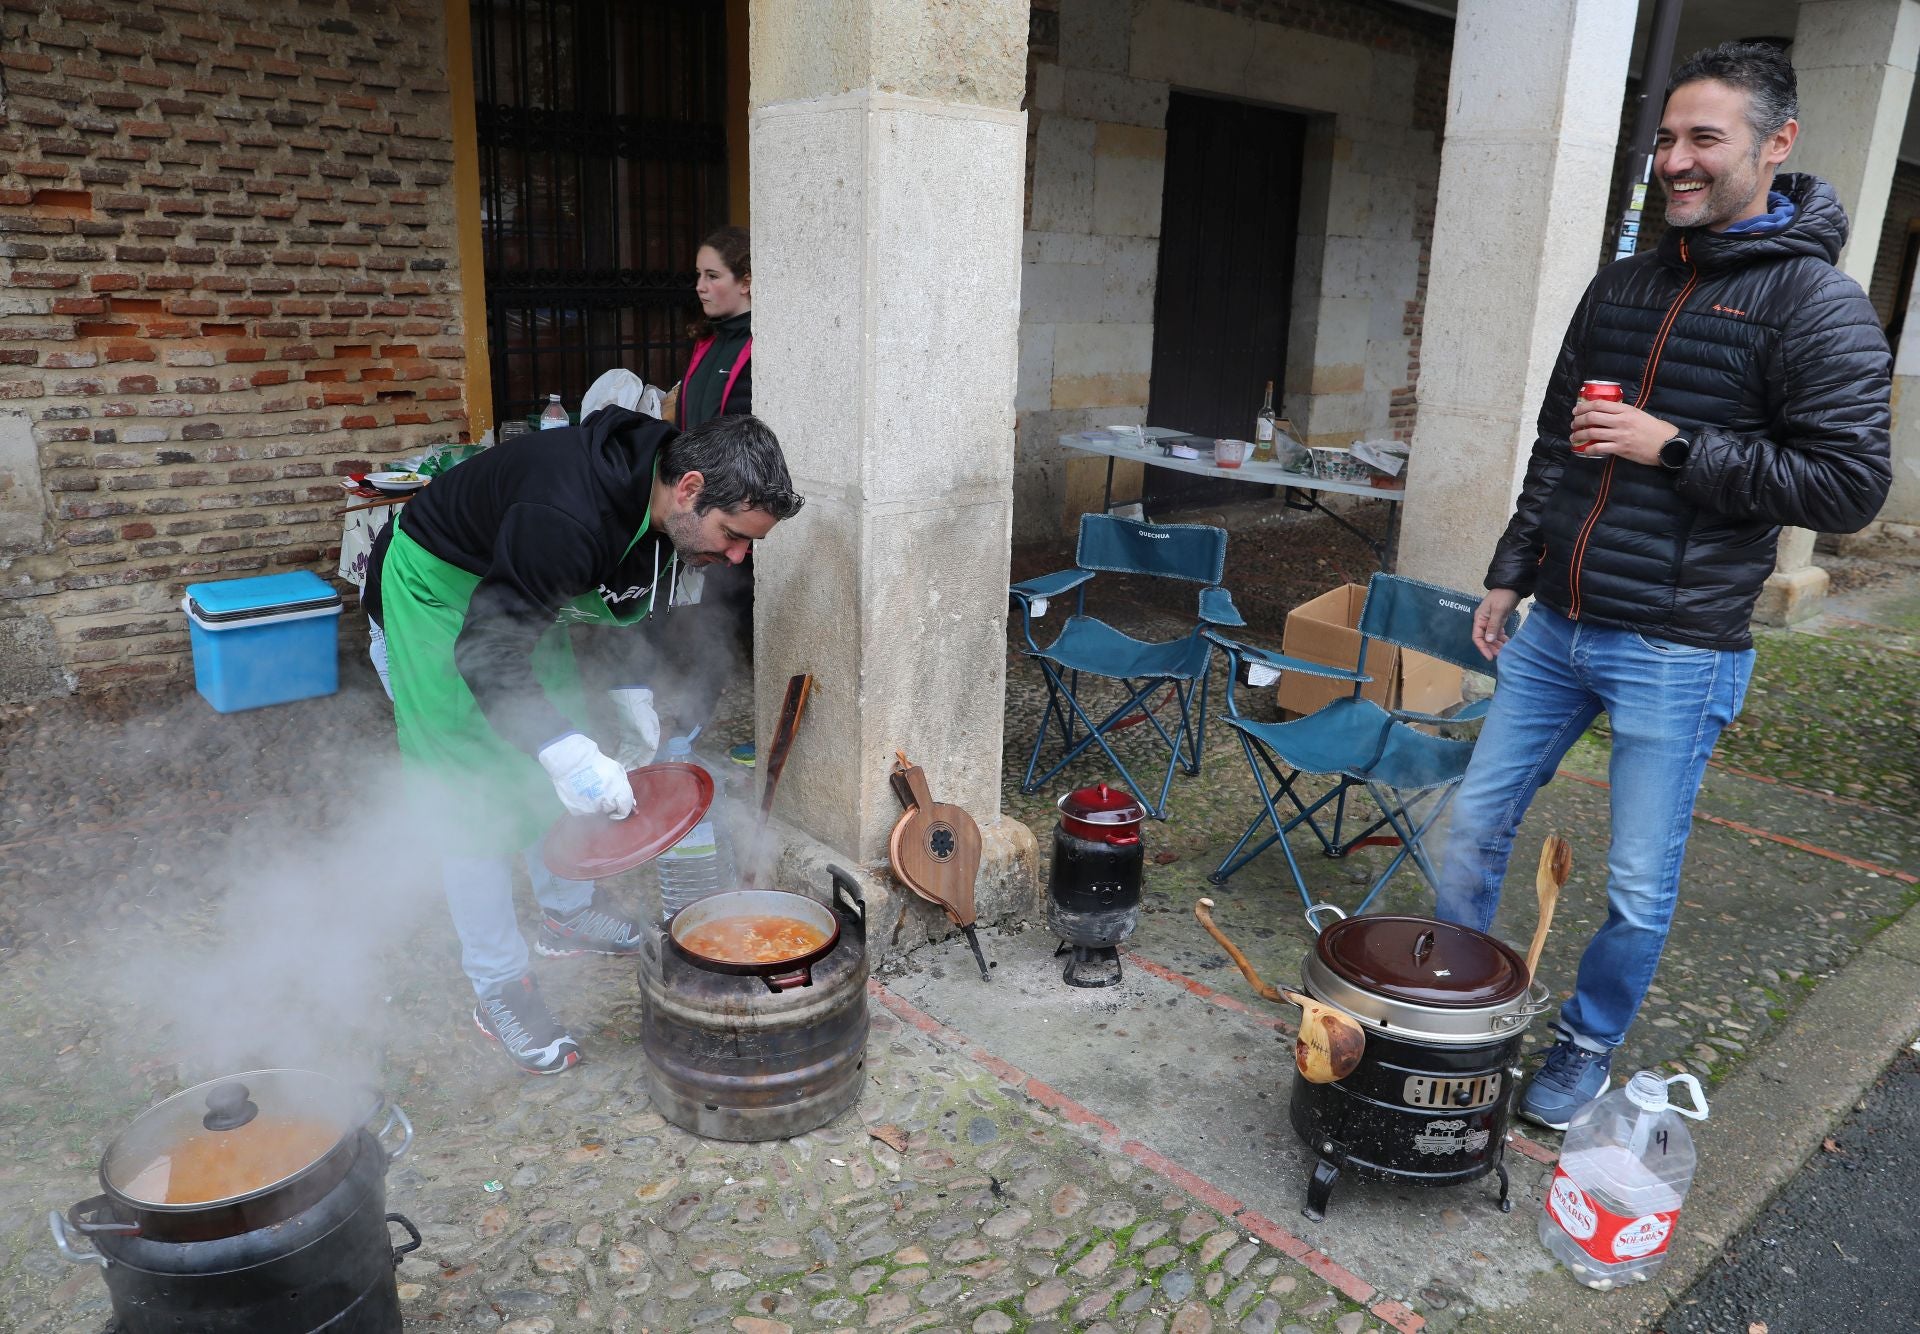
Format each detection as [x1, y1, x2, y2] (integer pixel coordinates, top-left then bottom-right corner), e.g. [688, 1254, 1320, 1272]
[643, 868, 869, 1142]
[1289, 905, 1552, 1221]
[1300, 904, 1550, 1045]
[50, 1070, 419, 1334]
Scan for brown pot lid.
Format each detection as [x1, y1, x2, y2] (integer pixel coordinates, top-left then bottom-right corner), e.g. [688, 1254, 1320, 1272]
[542, 761, 714, 880]
[1314, 914, 1528, 1009]
[103, 1069, 373, 1208]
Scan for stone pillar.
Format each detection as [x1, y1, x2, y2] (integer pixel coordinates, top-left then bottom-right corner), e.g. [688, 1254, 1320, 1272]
[1759, 0, 1920, 613]
[1865, 278, 1920, 545]
[746, 0, 1039, 935]
[1396, 0, 1634, 594]
[1790, 0, 1919, 287]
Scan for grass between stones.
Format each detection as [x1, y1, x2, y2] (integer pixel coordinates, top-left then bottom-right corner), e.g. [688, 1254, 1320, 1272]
[1620, 626, 1917, 812]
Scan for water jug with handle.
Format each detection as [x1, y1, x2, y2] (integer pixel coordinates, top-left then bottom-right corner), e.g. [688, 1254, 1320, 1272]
[1539, 1070, 1709, 1289]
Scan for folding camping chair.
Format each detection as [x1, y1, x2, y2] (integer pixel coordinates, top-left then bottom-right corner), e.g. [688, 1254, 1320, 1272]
[1010, 512, 1243, 819]
[1204, 573, 1518, 913]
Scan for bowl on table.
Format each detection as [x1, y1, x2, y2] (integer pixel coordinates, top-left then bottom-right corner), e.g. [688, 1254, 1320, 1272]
[1213, 439, 1250, 468]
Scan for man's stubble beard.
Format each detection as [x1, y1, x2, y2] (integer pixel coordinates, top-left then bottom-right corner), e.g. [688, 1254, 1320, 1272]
[661, 506, 723, 566]
[1663, 140, 1767, 230]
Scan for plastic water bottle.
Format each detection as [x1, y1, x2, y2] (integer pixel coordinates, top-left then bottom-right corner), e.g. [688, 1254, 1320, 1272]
[1540, 1070, 1710, 1289]
[539, 393, 569, 429]
[655, 733, 733, 922]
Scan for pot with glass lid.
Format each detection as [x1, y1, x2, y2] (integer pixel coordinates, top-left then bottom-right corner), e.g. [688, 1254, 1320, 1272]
[49, 1068, 420, 1334]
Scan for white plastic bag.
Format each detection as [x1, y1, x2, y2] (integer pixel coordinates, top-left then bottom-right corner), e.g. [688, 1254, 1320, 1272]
[581, 369, 668, 422]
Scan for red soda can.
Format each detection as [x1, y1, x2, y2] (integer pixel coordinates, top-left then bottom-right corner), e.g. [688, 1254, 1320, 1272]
[1575, 380, 1623, 455]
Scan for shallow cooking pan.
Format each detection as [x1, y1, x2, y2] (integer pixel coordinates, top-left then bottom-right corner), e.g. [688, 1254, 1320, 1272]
[666, 888, 843, 993]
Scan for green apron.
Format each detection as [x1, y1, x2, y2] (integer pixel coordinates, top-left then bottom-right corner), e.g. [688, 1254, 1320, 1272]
[382, 510, 670, 857]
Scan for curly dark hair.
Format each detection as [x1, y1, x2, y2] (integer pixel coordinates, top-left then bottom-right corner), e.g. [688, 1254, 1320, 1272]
[1667, 40, 1798, 140]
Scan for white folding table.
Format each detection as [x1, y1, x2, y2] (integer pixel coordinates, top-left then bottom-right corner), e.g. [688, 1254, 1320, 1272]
[1057, 428, 1405, 565]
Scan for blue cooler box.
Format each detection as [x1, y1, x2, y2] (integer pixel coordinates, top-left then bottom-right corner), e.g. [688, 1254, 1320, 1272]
[182, 570, 343, 713]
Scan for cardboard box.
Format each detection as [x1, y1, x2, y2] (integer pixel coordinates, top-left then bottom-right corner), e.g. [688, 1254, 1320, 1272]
[1276, 583, 1464, 718]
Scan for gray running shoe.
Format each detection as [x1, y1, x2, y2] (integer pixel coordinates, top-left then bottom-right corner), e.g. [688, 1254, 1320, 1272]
[473, 975, 580, 1075]
[535, 901, 646, 958]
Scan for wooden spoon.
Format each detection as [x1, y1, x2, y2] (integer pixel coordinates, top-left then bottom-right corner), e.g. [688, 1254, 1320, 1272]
[1524, 835, 1572, 983]
[1195, 898, 1365, 1084]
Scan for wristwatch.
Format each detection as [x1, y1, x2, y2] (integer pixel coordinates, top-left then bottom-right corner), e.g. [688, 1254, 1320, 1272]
[1659, 433, 1692, 472]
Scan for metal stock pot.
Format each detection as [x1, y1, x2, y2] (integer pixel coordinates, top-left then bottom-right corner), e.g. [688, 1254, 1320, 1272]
[51, 1069, 419, 1333]
[1289, 905, 1552, 1220]
[1300, 904, 1551, 1044]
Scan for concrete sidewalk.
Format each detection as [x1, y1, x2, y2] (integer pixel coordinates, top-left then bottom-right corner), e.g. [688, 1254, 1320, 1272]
[0, 531, 1914, 1333]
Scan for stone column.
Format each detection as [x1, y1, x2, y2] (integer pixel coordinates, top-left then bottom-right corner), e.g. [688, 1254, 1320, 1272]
[1760, 0, 1920, 613]
[746, 0, 1039, 936]
[1867, 277, 1920, 545]
[1396, 0, 1634, 595]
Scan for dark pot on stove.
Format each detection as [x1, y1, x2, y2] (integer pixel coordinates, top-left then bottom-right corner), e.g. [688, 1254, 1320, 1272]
[1288, 905, 1551, 1221]
[1047, 782, 1146, 987]
[50, 1069, 420, 1333]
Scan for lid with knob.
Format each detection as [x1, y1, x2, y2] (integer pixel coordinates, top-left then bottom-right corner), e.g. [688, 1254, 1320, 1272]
[99, 1069, 381, 1209]
[1056, 783, 1146, 842]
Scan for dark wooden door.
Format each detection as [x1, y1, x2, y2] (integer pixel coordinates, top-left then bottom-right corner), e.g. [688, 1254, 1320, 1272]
[1146, 92, 1308, 512]
[471, 0, 729, 429]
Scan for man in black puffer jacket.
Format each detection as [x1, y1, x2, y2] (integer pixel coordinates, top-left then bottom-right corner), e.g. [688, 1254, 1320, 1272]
[1433, 41, 1892, 1131]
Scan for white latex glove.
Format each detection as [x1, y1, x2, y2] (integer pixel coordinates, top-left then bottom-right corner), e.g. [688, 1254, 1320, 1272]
[609, 686, 660, 769]
[537, 733, 635, 819]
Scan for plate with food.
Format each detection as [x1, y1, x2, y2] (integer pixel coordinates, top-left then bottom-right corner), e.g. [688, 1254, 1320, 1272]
[365, 471, 428, 494]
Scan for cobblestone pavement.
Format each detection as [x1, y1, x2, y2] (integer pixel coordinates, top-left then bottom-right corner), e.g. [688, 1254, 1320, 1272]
[2, 513, 1915, 1333]
[0, 652, 1394, 1334]
[5, 904, 1388, 1334]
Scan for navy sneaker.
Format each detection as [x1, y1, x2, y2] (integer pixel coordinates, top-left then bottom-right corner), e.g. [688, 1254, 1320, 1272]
[473, 976, 580, 1075]
[1517, 1037, 1612, 1131]
[535, 901, 645, 958]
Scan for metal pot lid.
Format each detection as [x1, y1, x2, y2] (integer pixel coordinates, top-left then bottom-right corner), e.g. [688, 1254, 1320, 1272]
[1315, 914, 1528, 1009]
[1056, 782, 1146, 826]
[101, 1069, 376, 1208]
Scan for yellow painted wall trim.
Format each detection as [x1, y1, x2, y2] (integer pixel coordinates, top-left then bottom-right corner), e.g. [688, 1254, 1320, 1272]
[444, 0, 494, 440]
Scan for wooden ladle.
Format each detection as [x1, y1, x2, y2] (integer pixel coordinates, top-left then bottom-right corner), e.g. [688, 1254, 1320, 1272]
[1194, 898, 1366, 1084]
[1525, 835, 1572, 983]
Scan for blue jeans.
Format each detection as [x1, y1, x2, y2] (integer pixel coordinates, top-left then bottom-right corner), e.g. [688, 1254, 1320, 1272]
[1434, 607, 1752, 1051]
[443, 845, 596, 997]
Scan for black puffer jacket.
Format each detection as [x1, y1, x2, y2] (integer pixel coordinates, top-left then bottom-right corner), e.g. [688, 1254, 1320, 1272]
[1486, 173, 1892, 650]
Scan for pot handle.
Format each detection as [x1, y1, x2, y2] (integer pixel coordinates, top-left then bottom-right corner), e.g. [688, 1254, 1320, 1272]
[1492, 978, 1554, 1033]
[386, 1213, 422, 1267]
[66, 1194, 140, 1238]
[377, 1103, 415, 1163]
[48, 1210, 110, 1269]
[1303, 903, 1347, 936]
[828, 863, 867, 936]
[762, 963, 815, 993]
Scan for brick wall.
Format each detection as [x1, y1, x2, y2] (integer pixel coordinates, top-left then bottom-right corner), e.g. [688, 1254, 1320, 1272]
[0, 0, 470, 699]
